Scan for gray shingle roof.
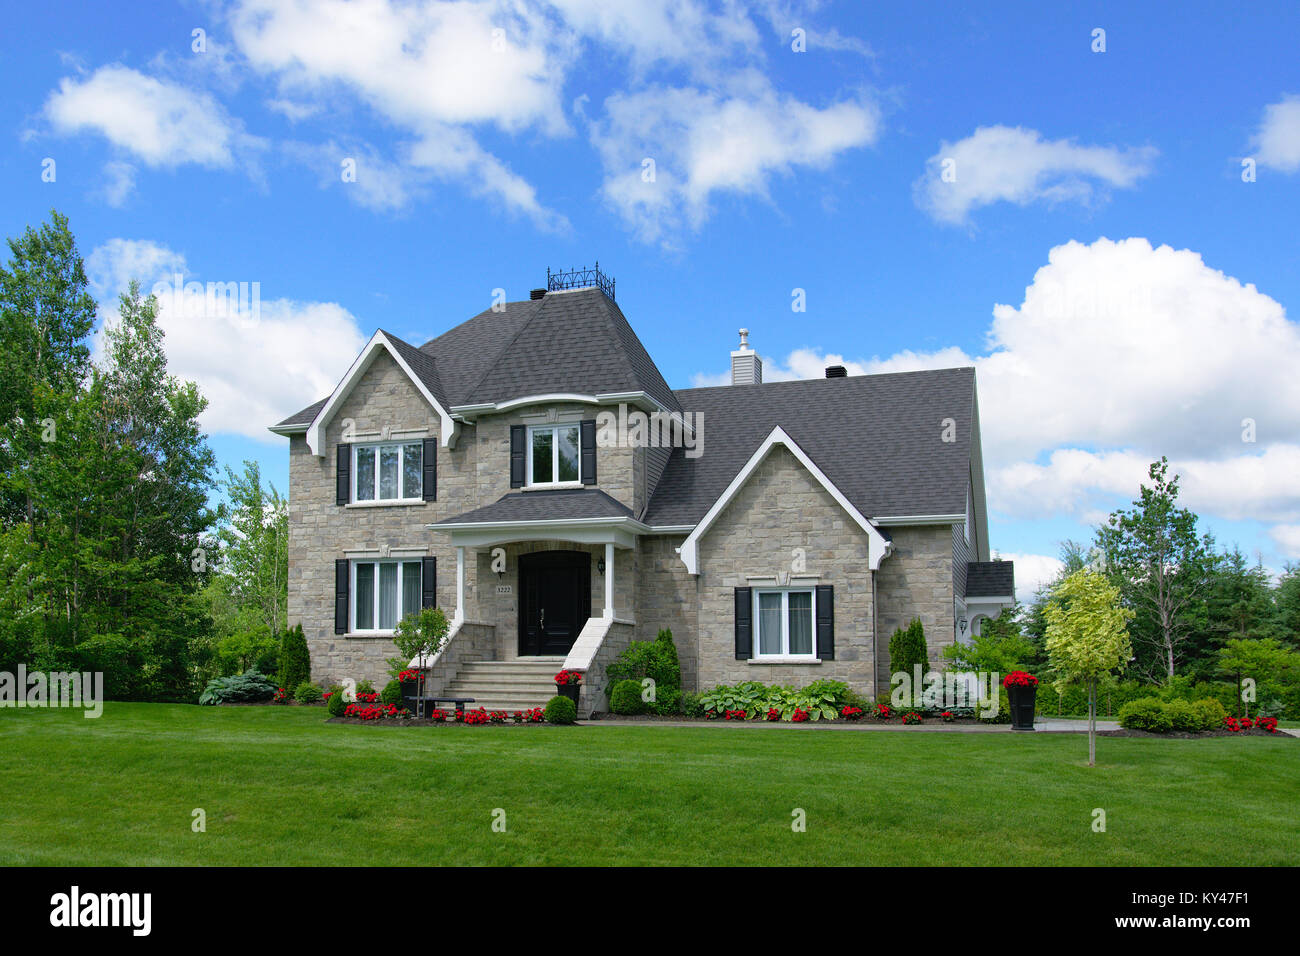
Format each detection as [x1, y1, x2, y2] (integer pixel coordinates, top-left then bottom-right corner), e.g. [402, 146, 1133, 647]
[433, 488, 636, 525]
[965, 561, 1015, 598]
[275, 287, 679, 428]
[641, 368, 976, 526]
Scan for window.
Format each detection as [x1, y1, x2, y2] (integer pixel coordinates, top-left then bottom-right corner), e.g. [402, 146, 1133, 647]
[352, 560, 422, 632]
[528, 424, 580, 486]
[353, 442, 422, 501]
[753, 589, 816, 658]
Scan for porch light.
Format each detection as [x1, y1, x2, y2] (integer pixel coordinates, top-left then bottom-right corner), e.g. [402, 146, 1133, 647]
[958, 617, 968, 635]
[597, 557, 606, 575]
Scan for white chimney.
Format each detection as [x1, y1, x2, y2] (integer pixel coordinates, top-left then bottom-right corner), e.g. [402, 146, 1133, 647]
[730, 328, 763, 385]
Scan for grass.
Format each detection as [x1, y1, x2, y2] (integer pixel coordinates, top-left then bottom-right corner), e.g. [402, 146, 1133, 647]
[1, 703, 1297, 866]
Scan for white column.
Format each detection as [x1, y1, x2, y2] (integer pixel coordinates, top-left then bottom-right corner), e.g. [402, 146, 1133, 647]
[454, 546, 465, 625]
[604, 542, 614, 619]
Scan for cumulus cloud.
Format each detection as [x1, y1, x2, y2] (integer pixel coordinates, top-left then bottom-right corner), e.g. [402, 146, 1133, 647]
[45, 64, 254, 169]
[915, 125, 1156, 225]
[86, 239, 366, 442]
[592, 75, 880, 244]
[696, 237, 1300, 555]
[998, 552, 1065, 604]
[1250, 94, 1300, 173]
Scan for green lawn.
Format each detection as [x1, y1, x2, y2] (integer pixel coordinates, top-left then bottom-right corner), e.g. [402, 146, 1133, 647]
[2, 703, 1297, 866]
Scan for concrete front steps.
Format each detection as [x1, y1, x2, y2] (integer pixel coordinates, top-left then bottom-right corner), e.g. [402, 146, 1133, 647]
[442, 657, 566, 712]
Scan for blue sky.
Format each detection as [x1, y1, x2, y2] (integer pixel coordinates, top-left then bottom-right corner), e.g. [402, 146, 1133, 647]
[6, 1, 1300, 599]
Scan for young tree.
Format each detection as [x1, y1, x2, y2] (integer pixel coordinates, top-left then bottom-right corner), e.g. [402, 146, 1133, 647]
[215, 460, 289, 637]
[1095, 457, 1213, 682]
[1045, 569, 1134, 766]
[391, 607, 450, 717]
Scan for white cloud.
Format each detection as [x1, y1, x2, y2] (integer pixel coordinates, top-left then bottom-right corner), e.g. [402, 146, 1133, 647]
[86, 239, 366, 442]
[1250, 94, 1300, 173]
[916, 125, 1156, 225]
[44, 64, 254, 169]
[1270, 525, 1300, 560]
[592, 75, 879, 244]
[696, 237, 1300, 555]
[998, 552, 1064, 604]
[100, 161, 137, 207]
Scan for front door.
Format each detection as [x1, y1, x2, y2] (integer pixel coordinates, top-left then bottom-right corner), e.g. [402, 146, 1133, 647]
[518, 551, 591, 656]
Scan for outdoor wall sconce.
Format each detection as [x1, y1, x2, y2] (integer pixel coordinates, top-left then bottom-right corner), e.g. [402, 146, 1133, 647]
[597, 557, 606, 575]
[958, 617, 968, 635]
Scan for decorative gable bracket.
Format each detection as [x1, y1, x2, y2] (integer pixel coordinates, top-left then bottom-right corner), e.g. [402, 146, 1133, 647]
[305, 331, 460, 457]
[676, 425, 891, 575]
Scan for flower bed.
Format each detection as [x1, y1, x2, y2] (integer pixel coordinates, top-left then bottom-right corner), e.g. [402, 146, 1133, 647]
[328, 705, 548, 726]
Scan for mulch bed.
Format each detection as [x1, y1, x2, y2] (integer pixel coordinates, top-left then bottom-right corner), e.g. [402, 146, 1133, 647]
[325, 717, 548, 727]
[1097, 727, 1292, 739]
[590, 713, 991, 725]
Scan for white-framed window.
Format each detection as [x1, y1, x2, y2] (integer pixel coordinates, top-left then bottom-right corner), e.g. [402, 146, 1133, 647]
[354, 442, 422, 502]
[753, 588, 816, 658]
[527, 424, 580, 486]
[352, 559, 423, 632]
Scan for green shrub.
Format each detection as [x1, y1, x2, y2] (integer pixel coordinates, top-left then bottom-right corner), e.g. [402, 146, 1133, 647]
[609, 678, 648, 715]
[1118, 697, 1172, 732]
[606, 629, 682, 697]
[277, 623, 311, 692]
[889, 619, 928, 707]
[543, 694, 577, 724]
[355, 679, 376, 696]
[380, 679, 402, 707]
[198, 670, 278, 705]
[682, 692, 704, 717]
[326, 687, 347, 717]
[1191, 698, 1227, 731]
[1164, 698, 1199, 732]
[294, 681, 323, 704]
[650, 687, 682, 715]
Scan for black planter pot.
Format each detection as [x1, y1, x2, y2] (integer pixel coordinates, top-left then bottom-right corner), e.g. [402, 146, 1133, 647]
[556, 683, 581, 707]
[1006, 683, 1037, 731]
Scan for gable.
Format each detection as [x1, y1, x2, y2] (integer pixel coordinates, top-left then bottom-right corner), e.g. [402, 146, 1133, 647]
[678, 426, 890, 574]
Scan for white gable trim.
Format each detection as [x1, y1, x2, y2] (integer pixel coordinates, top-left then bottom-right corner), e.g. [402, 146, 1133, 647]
[305, 331, 458, 456]
[677, 426, 890, 575]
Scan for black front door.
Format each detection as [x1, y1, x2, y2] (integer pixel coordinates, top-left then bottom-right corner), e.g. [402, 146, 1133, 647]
[518, 551, 591, 656]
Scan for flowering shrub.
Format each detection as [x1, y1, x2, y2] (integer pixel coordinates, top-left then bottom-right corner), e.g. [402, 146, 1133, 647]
[873, 703, 892, 720]
[900, 711, 922, 725]
[489, 710, 508, 724]
[791, 708, 810, 722]
[462, 708, 491, 725]
[429, 708, 447, 721]
[512, 708, 545, 723]
[398, 669, 423, 683]
[766, 707, 780, 721]
[724, 709, 746, 720]
[840, 705, 864, 721]
[1257, 717, 1279, 733]
[354, 692, 379, 704]
[940, 710, 955, 722]
[1002, 671, 1038, 688]
[272, 687, 289, 704]
[554, 669, 584, 685]
[343, 703, 410, 721]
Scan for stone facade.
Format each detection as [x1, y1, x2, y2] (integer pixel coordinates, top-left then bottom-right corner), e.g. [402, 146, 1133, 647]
[286, 350, 972, 701]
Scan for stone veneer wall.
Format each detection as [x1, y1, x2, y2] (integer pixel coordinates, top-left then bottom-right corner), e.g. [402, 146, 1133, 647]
[694, 446, 875, 693]
[872, 524, 957, 697]
[578, 620, 636, 716]
[633, 534, 698, 691]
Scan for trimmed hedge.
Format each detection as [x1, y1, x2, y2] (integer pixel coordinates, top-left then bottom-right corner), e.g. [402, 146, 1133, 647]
[1118, 696, 1227, 733]
[543, 694, 577, 724]
[609, 679, 648, 715]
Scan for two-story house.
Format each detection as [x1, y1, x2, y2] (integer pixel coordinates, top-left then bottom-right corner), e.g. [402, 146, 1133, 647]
[270, 268, 1014, 715]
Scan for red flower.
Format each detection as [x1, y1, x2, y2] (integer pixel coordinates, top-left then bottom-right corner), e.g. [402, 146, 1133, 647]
[840, 706, 864, 721]
[791, 708, 810, 722]
[554, 669, 583, 685]
[1002, 671, 1038, 688]
[766, 707, 780, 721]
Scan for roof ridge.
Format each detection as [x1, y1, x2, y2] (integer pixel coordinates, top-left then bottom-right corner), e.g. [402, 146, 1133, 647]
[456, 298, 545, 403]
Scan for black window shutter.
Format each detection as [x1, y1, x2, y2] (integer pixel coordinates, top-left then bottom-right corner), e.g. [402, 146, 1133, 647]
[510, 425, 525, 487]
[422, 438, 437, 501]
[816, 585, 835, 660]
[580, 419, 597, 485]
[334, 559, 349, 634]
[336, 443, 351, 505]
[734, 587, 752, 660]
[421, 557, 437, 608]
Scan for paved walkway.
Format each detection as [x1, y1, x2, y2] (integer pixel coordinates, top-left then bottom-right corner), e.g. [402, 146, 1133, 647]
[579, 716, 1120, 733]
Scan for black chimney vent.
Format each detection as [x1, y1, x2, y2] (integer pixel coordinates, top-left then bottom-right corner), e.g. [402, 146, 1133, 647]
[529, 288, 547, 300]
[825, 365, 847, 378]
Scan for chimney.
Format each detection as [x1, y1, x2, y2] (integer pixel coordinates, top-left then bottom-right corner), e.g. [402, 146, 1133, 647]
[730, 329, 763, 385]
[529, 288, 547, 300]
[825, 365, 847, 378]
